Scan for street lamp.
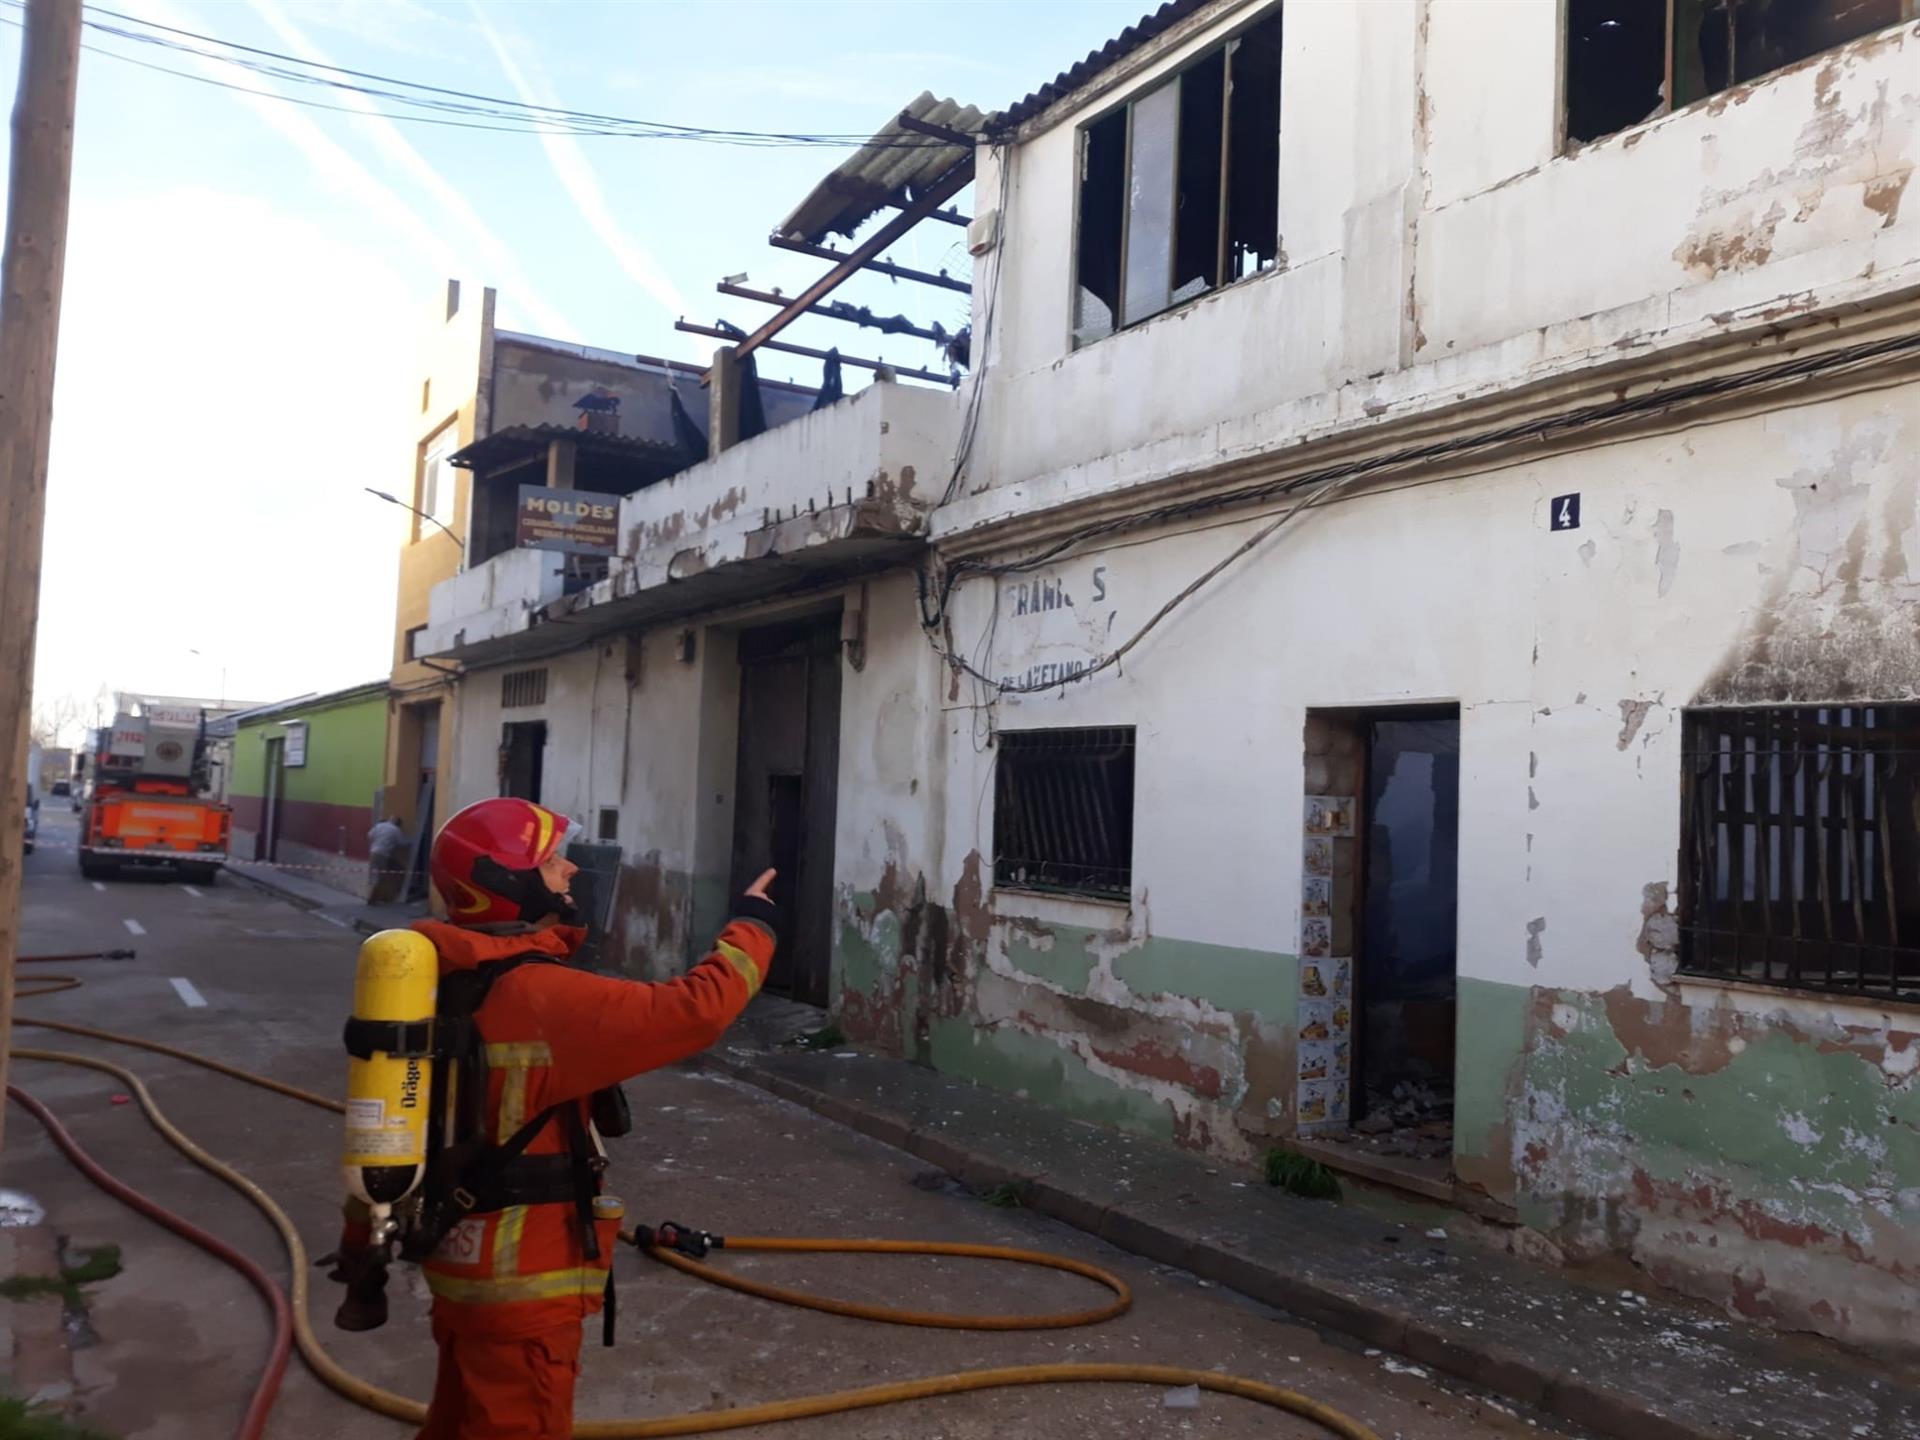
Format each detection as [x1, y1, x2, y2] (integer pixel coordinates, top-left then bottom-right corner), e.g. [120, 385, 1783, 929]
[365, 487, 464, 551]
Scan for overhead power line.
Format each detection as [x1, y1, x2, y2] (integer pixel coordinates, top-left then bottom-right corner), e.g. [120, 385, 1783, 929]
[0, 0, 980, 148]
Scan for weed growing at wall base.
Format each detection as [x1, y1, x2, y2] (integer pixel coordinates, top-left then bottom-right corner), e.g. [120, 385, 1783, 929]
[1264, 1148, 1340, 1200]
[0, 1243, 122, 1307]
[0, 1398, 118, 1440]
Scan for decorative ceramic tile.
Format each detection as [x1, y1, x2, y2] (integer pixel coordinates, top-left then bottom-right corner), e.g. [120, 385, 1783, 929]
[1301, 876, 1332, 918]
[1325, 956, 1352, 999]
[1299, 1040, 1336, 1082]
[1300, 915, 1333, 958]
[1297, 1080, 1335, 1127]
[1298, 998, 1335, 1042]
[1297, 1077, 1348, 1131]
[1304, 795, 1356, 838]
[1303, 836, 1333, 877]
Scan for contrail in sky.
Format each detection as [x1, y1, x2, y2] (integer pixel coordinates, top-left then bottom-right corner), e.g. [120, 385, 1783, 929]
[470, 4, 687, 319]
[243, 0, 581, 342]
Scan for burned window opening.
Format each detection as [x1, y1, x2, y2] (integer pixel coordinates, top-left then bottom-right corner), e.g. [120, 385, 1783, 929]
[1071, 7, 1283, 347]
[993, 726, 1136, 900]
[1173, 49, 1226, 306]
[597, 806, 619, 842]
[1679, 705, 1920, 1002]
[1566, 0, 1910, 147]
[1073, 111, 1127, 346]
[1224, 21, 1283, 281]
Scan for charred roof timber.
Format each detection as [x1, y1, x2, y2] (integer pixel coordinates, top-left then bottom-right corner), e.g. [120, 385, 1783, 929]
[676, 320, 960, 389]
[703, 93, 985, 384]
[767, 237, 970, 294]
[716, 283, 955, 347]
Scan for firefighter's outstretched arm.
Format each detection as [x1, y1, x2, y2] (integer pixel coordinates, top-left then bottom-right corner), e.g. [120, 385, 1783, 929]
[540, 871, 779, 1101]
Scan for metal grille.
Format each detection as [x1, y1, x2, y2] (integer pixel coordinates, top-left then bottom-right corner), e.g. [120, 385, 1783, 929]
[500, 669, 548, 709]
[993, 727, 1135, 900]
[1680, 705, 1920, 1002]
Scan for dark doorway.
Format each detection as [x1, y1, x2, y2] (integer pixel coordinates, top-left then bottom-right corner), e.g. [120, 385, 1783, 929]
[501, 720, 546, 803]
[1356, 712, 1460, 1145]
[403, 703, 440, 901]
[730, 613, 842, 1007]
[259, 736, 286, 863]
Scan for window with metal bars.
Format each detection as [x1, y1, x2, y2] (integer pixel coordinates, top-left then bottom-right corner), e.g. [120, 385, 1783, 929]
[992, 726, 1136, 900]
[1680, 705, 1920, 1002]
[500, 669, 548, 709]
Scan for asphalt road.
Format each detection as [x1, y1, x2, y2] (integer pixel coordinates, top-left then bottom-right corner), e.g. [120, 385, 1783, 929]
[6, 807, 1574, 1439]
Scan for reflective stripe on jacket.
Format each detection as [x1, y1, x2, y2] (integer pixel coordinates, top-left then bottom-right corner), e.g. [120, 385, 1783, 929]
[414, 908, 776, 1338]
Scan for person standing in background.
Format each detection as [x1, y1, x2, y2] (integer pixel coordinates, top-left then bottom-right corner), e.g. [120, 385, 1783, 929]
[367, 813, 406, 903]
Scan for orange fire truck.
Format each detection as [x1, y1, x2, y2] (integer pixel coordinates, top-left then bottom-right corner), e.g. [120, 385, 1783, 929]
[78, 706, 230, 883]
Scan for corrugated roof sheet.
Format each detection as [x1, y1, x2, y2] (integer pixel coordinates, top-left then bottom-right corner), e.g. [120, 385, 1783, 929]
[993, 0, 1211, 132]
[776, 92, 986, 244]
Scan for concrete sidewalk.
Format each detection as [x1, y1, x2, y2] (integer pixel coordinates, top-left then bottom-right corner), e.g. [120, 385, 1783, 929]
[225, 859, 426, 934]
[705, 1005, 1918, 1440]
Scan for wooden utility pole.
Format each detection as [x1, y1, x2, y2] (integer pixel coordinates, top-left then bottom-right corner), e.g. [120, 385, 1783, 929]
[0, 0, 82, 1159]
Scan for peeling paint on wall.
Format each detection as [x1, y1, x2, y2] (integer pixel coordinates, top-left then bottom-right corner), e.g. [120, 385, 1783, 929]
[833, 846, 1299, 1161]
[1512, 981, 1920, 1354]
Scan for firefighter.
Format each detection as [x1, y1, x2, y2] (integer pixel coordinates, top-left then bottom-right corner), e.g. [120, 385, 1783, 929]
[337, 796, 779, 1440]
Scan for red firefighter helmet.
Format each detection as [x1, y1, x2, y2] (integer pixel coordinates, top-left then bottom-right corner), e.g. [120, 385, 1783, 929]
[429, 797, 572, 926]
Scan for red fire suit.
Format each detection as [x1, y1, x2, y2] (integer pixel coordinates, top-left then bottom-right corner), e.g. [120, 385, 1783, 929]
[402, 903, 776, 1439]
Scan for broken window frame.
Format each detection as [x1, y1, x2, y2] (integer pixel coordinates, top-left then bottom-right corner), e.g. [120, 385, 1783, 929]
[1070, 7, 1283, 349]
[992, 726, 1137, 902]
[1678, 704, 1920, 1003]
[1562, 0, 1916, 152]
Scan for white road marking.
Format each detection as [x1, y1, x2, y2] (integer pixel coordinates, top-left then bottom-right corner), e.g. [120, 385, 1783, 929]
[169, 977, 207, 1009]
[182, 885, 204, 899]
[91, 881, 106, 893]
[316, 913, 351, 929]
[123, 918, 146, 936]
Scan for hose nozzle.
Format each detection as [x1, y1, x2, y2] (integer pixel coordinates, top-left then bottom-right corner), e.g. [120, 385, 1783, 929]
[636, 1221, 723, 1258]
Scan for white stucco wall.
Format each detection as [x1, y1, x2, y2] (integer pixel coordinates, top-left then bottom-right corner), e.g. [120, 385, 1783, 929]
[961, 0, 1919, 517]
[950, 382, 1917, 1008]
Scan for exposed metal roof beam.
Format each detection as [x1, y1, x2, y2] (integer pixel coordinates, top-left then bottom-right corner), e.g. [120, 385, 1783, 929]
[677, 320, 957, 388]
[717, 282, 950, 346]
[768, 236, 971, 294]
[917, 204, 972, 228]
[895, 110, 982, 147]
[722, 157, 974, 371]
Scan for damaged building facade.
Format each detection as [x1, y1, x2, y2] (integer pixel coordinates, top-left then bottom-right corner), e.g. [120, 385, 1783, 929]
[413, 1, 1920, 1356]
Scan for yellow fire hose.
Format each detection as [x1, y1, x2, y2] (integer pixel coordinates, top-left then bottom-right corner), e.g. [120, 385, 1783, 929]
[11, 978, 1380, 1438]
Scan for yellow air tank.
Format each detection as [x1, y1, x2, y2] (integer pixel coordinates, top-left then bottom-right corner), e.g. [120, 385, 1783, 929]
[342, 929, 438, 1230]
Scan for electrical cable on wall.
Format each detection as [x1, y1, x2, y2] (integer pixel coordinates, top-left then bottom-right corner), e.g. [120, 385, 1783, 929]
[919, 326, 1920, 700]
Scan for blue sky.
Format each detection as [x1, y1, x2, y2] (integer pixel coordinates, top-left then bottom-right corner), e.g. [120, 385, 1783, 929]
[2, 0, 1146, 731]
